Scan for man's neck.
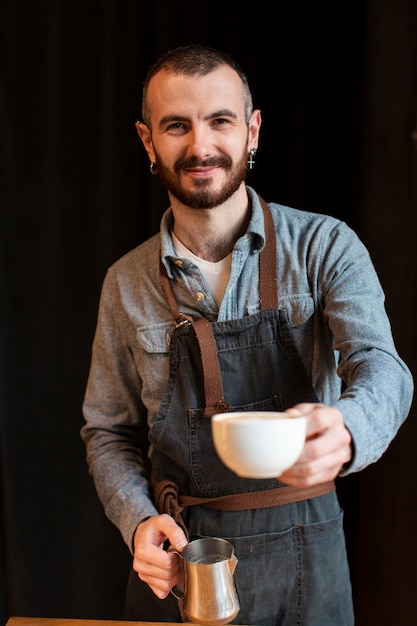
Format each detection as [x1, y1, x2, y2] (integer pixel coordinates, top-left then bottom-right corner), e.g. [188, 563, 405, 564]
[169, 187, 251, 262]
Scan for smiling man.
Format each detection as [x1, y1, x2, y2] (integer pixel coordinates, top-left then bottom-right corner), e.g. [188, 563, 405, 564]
[137, 63, 258, 208]
[136, 59, 261, 261]
[81, 44, 413, 625]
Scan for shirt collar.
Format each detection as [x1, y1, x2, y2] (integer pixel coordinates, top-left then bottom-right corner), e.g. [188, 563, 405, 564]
[160, 186, 266, 277]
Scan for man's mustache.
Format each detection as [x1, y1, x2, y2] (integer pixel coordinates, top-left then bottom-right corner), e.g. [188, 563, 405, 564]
[174, 155, 232, 173]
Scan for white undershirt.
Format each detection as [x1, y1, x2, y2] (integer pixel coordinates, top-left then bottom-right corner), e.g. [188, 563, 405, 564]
[172, 231, 232, 306]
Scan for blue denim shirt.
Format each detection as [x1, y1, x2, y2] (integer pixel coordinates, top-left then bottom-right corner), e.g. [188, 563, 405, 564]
[81, 186, 413, 550]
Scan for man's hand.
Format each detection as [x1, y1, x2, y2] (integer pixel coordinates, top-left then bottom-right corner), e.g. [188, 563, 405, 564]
[279, 403, 352, 486]
[133, 513, 188, 598]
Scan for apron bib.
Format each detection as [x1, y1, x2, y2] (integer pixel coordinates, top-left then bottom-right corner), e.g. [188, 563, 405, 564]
[125, 198, 354, 625]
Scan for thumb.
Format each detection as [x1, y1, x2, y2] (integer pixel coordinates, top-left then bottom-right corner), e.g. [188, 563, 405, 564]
[285, 403, 319, 417]
[158, 514, 188, 551]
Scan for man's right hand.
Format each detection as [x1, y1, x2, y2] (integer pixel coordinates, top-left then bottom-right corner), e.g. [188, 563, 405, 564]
[133, 513, 188, 598]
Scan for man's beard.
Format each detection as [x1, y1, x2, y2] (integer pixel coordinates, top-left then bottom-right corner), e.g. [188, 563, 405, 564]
[154, 148, 249, 209]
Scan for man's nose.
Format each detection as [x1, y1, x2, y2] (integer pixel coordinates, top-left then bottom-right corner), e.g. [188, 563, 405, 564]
[186, 126, 213, 159]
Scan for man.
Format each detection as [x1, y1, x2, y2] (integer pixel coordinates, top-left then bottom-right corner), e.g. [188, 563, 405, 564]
[81, 44, 413, 625]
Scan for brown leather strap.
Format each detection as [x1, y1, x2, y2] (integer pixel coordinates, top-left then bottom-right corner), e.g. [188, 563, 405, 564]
[160, 263, 231, 417]
[153, 477, 335, 516]
[191, 316, 232, 417]
[152, 478, 190, 540]
[179, 481, 335, 510]
[259, 197, 278, 309]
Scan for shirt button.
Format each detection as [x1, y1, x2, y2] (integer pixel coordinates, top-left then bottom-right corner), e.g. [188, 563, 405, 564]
[196, 291, 205, 302]
[174, 259, 184, 267]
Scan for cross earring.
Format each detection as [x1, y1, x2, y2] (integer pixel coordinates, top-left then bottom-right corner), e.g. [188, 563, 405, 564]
[248, 148, 257, 170]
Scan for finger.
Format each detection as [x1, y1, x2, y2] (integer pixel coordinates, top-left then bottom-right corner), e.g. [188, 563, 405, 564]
[134, 548, 182, 595]
[138, 572, 174, 599]
[134, 542, 181, 579]
[279, 439, 352, 486]
[148, 514, 188, 551]
[283, 407, 304, 418]
[285, 403, 329, 439]
[137, 552, 180, 578]
[287, 402, 321, 417]
[134, 515, 188, 558]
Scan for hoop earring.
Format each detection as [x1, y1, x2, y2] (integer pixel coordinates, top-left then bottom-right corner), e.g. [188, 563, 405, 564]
[248, 148, 257, 170]
[150, 162, 158, 175]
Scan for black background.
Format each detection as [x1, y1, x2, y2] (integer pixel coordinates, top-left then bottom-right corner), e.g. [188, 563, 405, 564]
[1, 1, 416, 624]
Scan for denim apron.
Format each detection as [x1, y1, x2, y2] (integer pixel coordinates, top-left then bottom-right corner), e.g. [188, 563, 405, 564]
[124, 199, 354, 625]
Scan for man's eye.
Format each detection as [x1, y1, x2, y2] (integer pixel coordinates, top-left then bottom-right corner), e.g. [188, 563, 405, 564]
[212, 118, 230, 126]
[166, 122, 184, 131]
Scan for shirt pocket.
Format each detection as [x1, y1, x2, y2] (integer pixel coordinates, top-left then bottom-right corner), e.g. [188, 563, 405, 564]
[278, 295, 317, 389]
[136, 322, 174, 397]
[137, 322, 174, 352]
[279, 294, 315, 328]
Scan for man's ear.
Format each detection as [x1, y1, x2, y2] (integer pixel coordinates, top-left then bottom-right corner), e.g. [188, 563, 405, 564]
[135, 121, 155, 162]
[248, 109, 262, 151]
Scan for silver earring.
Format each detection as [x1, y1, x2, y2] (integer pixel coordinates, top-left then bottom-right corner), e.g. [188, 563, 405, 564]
[248, 148, 257, 170]
[150, 162, 158, 175]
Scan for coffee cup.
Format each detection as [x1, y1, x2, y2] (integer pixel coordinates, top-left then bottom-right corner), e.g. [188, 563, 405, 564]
[211, 411, 307, 478]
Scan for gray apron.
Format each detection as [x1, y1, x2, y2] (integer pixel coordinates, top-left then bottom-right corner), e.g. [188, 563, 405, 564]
[124, 199, 354, 625]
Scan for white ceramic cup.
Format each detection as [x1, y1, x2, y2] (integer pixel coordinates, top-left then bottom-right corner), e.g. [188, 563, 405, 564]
[211, 411, 307, 478]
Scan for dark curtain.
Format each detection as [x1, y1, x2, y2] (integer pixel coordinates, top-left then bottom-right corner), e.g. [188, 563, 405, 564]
[1, 1, 415, 624]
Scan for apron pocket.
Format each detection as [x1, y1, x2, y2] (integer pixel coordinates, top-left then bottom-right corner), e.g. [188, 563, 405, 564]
[219, 509, 353, 626]
[188, 396, 285, 498]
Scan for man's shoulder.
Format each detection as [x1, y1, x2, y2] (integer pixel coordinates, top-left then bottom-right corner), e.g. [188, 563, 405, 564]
[267, 199, 341, 228]
[109, 232, 161, 275]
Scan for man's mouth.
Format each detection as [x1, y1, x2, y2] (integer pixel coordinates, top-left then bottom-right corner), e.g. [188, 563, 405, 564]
[184, 165, 219, 177]
[175, 155, 231, 174]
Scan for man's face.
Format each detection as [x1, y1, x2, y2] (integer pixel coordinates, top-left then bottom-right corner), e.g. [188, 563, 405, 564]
[138, 66, 260, 209]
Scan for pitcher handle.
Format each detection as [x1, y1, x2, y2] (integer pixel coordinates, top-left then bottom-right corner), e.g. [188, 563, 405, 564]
[167, 547, 185, 599]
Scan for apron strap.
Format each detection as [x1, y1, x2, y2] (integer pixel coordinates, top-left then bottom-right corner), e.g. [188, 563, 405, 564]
[179, 480, 335, 509]
[191, 316, 232, 416]
[159, 265, 231, 417]
[153, 476, 335, 516]
[152, 476, 190, 541]
[159, 196, 277, 417]
[259, 196, 278, 309]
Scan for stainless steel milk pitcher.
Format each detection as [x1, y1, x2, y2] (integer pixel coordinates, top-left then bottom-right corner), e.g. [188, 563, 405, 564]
[169, 536, 240, 626]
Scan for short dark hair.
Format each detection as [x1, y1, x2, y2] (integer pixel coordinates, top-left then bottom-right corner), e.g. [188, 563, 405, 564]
[141, 44, 253, 127]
